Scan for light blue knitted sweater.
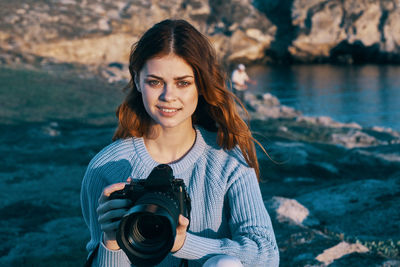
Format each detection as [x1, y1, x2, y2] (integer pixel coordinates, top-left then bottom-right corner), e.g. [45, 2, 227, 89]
[81, 126, 279, 266]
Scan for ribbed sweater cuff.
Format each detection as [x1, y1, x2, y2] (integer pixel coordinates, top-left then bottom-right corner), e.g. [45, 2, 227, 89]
[97, 241, 130, 267]
[172, 232, 222, 260]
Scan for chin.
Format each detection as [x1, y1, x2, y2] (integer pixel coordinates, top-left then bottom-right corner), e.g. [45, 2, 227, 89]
[155, 119, 180, 129]
[158, 118, 193, 130]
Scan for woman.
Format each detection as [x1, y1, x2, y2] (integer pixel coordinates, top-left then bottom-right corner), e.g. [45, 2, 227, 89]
[81, 19, 279, 267]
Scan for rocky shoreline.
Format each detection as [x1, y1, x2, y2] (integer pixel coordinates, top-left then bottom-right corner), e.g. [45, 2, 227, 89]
[1, 0, 400, 265]
[0, 66, 399, 265]
[244, 93, 400, 266]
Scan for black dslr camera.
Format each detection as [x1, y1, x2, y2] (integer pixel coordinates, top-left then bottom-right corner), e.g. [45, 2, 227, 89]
[109, 164, 191, 266]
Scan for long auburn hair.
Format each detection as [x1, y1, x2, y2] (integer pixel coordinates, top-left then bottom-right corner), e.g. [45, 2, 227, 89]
[113, 19, 261, 179]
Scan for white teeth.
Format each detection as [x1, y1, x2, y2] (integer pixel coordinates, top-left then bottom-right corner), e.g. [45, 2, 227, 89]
[160, 108, 178, 113]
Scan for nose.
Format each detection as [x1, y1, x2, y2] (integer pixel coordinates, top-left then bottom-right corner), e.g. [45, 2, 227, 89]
[160, 83, 176, 102]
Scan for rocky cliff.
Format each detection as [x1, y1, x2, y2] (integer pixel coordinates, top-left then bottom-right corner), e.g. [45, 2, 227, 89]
[0, 0, 275, 68]
[288, 0, 400, 63]
[1, 0, 400, 69]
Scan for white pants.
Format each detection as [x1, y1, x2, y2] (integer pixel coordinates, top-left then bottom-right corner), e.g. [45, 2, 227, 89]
[203, 255, 243, 267]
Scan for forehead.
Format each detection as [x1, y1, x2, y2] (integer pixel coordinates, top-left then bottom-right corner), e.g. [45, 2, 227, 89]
[141, 54, 194, 77]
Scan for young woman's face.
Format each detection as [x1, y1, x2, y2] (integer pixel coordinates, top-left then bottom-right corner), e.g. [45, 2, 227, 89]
[138, 54, 199, 131]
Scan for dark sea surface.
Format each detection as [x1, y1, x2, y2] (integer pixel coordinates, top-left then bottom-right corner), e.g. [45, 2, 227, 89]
[248, 64, 400, 131]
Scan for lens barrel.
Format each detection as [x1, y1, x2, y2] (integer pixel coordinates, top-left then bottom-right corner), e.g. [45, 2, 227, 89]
[116, 192, 181, 266]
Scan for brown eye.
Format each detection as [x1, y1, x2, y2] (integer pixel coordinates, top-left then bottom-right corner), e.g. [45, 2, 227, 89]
[146, 80, 162, 87]
[177, 81, 191, 88]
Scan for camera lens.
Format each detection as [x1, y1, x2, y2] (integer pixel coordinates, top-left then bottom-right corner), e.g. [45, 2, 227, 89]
[116, 192, 180, 265]
[135, 214, 161, 240]
[130, 214, 169, 244]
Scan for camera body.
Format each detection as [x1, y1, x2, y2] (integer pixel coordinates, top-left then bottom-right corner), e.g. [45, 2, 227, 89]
[109, 164, 191, 266]
[110, 166, 191, 217]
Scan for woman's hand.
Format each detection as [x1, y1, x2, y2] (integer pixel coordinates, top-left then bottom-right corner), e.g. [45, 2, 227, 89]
[97, 178, 132, 250]
[171, 215, 189, 252]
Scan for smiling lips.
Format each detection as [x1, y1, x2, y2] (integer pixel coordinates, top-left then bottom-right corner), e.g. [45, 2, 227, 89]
[157, 106, 182, 116]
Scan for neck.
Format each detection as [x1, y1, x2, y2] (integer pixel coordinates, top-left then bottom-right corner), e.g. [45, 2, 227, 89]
[144, 125, 197, 164]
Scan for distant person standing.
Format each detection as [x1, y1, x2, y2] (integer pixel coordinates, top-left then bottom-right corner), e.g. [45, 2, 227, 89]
[231, 64, 256, 103]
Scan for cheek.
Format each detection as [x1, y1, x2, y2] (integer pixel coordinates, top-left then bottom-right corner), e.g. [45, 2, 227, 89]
[141, 90, 154, 113]
[188, 91, 199, 110]
[192, 92, 199, 104]
[142, 88, 156, 103]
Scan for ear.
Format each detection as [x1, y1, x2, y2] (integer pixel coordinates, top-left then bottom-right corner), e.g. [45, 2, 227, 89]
[133, 71, 141, 92]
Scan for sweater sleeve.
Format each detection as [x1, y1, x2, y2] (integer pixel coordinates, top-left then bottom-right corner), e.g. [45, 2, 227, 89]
[81, 164, 131, 267]
[173, 169, 279, 266]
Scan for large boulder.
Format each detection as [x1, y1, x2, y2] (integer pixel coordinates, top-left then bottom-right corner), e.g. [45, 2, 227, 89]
[207, 0, 277, 64]
[315, 241, 369, 265]
[243, 92, 301, 119]
[265, 196, 320, 226]
[289, 0, 400, 63]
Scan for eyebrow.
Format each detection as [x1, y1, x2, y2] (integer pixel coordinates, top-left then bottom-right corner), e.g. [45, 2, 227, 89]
[146, 74, 194, 80]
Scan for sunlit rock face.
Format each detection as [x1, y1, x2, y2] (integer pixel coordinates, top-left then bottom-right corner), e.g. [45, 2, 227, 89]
[0, 0, 276, 66]
[289, 0, 400, 63]
[2, 0, 400, 66]
[0, 0, 400, 66]
[206, 0, 277, 64]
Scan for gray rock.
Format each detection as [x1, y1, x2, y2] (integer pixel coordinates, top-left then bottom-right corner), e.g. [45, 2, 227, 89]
[315, 241, 369, 265]
[329, 253, 400, 267]
[0, 217, 89, 266]
[244, 92, 301, 119]
[246, 91, 400, 149]
[296, 176, 400, 241]
[265, 196, 320, 227]
[289, 0, 400, 63]
[100, 62, 130, 83]
[331, 130, 381, 148]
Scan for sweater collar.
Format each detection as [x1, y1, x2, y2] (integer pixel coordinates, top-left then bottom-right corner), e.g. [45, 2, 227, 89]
[132, 126, 207, 176]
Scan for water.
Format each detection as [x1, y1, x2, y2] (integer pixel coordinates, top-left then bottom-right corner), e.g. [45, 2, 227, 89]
[248, 64, 400, 131]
